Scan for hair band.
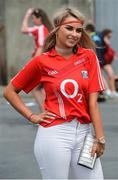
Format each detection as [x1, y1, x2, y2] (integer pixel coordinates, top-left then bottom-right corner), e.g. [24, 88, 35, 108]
[55, 20, 84, 27]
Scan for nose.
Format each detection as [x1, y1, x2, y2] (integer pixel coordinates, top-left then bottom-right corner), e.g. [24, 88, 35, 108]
[72, 30, 78, 37]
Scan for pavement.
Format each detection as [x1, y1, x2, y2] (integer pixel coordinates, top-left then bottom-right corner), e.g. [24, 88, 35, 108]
[0, 85, 5, 97]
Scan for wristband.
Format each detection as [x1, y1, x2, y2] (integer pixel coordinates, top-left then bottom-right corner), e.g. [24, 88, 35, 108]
[29, 113, 35, 120]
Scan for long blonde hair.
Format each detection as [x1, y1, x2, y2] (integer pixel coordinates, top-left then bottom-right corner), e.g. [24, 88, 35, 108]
[43, 8, 95, 52]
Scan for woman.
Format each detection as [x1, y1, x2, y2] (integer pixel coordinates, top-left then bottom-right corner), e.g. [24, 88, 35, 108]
[101, 29, 118, 98]
[4, 8, 105, 179]
[21, 8, 53, 110]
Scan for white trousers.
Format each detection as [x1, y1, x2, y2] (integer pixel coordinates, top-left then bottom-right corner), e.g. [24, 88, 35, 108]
[34, 119, 104, 179]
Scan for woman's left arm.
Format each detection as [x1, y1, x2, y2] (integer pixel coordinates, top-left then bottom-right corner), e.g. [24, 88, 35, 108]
[89, 92, 104, 139]
[89, 92, 105, 157]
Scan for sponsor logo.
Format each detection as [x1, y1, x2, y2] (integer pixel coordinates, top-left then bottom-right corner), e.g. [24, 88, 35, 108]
[60, 79, 83, 102]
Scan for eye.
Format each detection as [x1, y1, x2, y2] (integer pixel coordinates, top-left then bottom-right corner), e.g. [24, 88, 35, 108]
[65, 26, 73, 31]
[76, 28, 83, 33]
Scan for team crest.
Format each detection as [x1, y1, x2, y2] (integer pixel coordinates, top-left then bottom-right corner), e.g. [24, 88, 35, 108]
[81, 70, 88, 79]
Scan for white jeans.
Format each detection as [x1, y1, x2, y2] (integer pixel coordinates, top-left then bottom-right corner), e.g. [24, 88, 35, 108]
[34, 119, 104, 179]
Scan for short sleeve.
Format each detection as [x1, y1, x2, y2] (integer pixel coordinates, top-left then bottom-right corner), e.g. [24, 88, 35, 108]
[88, 50, 105, 93]
[11, 57, 42, 93]
[27, 27, 37, 36]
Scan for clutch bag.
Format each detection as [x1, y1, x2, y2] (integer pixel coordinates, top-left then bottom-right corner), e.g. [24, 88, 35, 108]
[77, 133, 97, 169]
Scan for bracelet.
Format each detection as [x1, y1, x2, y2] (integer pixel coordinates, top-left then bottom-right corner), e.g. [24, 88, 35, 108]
[94, 136, 106, 145]
[29, 113, 35, 120]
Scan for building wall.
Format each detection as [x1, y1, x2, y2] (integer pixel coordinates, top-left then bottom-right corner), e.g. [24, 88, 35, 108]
[4, 0, 94, 80]
[0, 0, 7, 85]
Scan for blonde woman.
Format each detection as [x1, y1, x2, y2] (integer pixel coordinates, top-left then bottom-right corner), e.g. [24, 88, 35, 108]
[4, 8, 105, 179]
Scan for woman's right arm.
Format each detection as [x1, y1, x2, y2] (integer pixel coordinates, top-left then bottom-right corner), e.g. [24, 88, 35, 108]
[3, 82, 55, 124]
[4, 82, 34, 120]
[21, 8, 33, 33]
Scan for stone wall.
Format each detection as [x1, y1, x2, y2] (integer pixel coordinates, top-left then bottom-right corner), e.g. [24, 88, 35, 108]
[0, 0, 7, 84]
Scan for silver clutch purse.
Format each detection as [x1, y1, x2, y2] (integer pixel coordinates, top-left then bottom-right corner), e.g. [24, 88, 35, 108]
[77, 133, 97, 169]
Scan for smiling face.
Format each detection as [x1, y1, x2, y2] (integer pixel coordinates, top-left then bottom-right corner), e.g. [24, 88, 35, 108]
[56, 16, 83, 49]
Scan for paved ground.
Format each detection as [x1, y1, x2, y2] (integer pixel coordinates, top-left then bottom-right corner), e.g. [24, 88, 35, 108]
[0, 88, 118, 179]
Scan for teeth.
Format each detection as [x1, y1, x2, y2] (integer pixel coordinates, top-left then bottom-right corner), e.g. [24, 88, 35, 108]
[68, 38, 77, 41]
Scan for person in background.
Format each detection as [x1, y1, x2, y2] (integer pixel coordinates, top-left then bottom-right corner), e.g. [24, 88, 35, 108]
[4, 7, 105, 179]
[21, 8, 53, 111]
[85, 23, 111, 100]
[101, 28, 118, 98]
[85, 24, 104, 67]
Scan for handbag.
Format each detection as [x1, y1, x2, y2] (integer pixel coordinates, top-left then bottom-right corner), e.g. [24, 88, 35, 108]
[115, 78, 118, 92]
[104, 44, 116, 64]
[77, 133, 97, 169]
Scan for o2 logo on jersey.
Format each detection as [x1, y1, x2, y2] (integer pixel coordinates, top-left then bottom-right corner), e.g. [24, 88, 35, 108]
[60, 79, 83, 102]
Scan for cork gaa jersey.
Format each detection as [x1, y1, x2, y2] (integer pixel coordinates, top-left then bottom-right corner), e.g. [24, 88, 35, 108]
[11, 48, 105, 127]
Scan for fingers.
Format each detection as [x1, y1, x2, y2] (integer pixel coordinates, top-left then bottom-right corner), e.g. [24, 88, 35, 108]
[91, 144, 97, 157]
[98, 151, 104, 157]
[44, 112, 56, 119]
[36, 111, 57, 124]
[38, 118, 51, 124]
[97, 144, 105, 157]
[91, 143, 105, 157]
[97, 147, 104, 157]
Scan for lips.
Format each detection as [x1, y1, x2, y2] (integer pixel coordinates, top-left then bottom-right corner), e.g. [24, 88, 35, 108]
[68, 39, 78, 44]
[68, 38, 78, 41]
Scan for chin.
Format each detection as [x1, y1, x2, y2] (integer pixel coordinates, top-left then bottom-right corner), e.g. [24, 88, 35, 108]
[66, 44, 76, 48]
[66, 42, 77, 48]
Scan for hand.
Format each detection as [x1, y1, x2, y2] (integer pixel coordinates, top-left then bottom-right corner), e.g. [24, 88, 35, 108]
[91, 142, 105, 157]
[26, 8, 34, 16]
[29, 111, 56, 124]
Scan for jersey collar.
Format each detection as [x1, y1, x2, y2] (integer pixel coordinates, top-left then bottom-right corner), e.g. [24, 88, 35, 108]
[48, 47, 85, 57]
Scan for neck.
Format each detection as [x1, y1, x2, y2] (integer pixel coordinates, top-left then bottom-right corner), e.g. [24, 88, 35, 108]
[55, 46, 73, 56]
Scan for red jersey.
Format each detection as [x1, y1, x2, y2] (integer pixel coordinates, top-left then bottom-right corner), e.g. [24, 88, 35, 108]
[28, 24, 49, 56]
[11, 48, 105, 127]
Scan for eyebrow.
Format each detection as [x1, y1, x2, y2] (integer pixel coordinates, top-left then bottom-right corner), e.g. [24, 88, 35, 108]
[65, 25, 73, 27]
[65, 24, 82, 27]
